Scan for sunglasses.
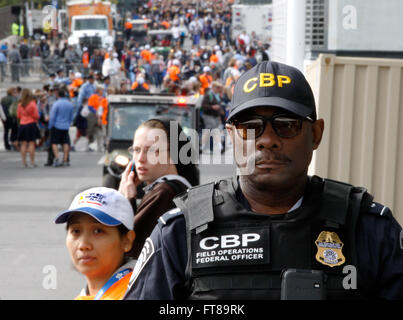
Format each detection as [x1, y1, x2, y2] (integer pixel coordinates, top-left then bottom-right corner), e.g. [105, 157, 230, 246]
[230, 114, 314, 139]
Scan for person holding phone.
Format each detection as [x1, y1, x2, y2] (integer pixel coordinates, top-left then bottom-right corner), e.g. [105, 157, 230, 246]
[118, 118, 199, 259]
[123, 61, 403, 300]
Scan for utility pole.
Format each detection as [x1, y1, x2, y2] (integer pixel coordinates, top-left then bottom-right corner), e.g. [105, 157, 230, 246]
[285, 0, 306, 71]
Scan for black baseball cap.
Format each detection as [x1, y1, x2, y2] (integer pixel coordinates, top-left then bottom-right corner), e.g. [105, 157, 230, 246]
[227, 61, 317, 121]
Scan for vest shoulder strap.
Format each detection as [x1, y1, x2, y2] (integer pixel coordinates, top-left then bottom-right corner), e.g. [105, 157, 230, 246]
[318, 176, 374, 228]
[319, 178, 353, 228]
[174, 181, 216, 234]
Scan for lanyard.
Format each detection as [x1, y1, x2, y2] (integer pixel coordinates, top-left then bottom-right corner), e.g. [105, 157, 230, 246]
[93, 268, 131, 300]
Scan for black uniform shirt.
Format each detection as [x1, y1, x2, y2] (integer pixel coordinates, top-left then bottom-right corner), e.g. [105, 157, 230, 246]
[124, 182, 403, 300]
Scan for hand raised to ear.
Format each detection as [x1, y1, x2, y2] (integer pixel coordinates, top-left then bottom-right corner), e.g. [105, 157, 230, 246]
[118, 162, 140, 200]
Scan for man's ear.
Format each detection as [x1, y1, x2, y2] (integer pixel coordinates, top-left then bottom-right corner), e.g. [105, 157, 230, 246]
[311, 119, 324, 150]
[225, 123, 235, 143]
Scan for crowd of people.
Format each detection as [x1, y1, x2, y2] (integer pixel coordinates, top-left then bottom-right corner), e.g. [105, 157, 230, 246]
[1, 1, 402, 302]
[1, 1, 271, 166]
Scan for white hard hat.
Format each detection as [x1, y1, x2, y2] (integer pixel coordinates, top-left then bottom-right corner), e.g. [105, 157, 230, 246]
[203, 66, 211, 73]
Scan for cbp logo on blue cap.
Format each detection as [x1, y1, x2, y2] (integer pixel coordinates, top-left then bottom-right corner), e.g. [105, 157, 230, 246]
[243, 73, 292, 93]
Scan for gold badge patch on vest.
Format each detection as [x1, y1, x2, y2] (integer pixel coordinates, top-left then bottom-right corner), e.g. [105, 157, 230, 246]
[315, 231, 346, 267]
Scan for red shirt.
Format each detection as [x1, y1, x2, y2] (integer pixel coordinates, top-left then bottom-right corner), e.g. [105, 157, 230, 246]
[17, 100, 39, 125]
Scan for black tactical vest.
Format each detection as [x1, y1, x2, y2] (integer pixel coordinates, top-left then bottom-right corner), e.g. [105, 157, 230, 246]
[173, 176, 373, 300]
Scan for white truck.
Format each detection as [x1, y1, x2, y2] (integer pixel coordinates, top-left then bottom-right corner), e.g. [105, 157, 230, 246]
[66, 0, 114, 49]
[232, 4, 273, 44]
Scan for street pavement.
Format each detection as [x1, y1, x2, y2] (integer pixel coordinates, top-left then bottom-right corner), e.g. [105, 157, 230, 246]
[0, 149, 104, 300]
[0, 73, 236, 299]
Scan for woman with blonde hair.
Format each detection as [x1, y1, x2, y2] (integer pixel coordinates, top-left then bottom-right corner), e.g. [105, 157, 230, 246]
[17, 88, 40, 168]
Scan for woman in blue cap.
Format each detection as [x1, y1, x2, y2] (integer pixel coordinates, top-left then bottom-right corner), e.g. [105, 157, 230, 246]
[55, 187, 136, 300]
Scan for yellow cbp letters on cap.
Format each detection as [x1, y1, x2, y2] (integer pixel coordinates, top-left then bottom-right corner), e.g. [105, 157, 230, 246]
[243, 73, 292, 93]
[315, 231, 346, 267]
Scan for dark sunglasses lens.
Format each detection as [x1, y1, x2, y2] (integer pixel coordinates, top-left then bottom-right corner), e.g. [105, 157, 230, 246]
[235, 119, 264, 139]
[272, 117, 303, 138]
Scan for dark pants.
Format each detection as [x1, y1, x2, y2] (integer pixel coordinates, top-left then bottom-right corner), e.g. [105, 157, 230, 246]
[2, 118, 18, 150]
[125, 29, 131, 41]
[21, 59, 30, 76]
[0, 61, 5, 81]
[2, 119, 11, 150]
[11, 63, 19, 82]
[46, 143, 54, 165]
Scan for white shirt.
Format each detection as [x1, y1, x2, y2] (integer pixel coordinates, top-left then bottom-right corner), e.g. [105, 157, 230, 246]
[102, 58, 121, 77]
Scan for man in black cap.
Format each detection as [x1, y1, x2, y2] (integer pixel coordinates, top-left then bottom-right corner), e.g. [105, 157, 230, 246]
[123, 61, 403, 300]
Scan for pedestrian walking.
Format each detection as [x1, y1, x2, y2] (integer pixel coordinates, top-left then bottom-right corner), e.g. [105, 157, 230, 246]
[1, 87, 19, 150]
[8, 44, 21, 83]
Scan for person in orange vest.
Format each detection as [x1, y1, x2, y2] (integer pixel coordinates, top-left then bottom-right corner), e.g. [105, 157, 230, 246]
[209, 51, 219, 65]
[124, 19, 133, 41]
[54, 187, 136, 300]
[161, 20, 170, 29]
[140, 45, 153, 64]
[131, 75, 150, 93]
[167, 59, 181, 84]
[199, 66, 213, 95]
[82, 47, 90, 77]
[87, 85, 107, 152]
[69, 72, 84, 99]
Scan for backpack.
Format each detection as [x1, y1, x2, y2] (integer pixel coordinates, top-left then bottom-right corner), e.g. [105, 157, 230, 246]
[9, 101, 18, 120]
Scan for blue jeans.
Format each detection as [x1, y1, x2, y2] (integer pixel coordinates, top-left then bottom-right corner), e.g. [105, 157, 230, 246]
[193, 34, 200, 45]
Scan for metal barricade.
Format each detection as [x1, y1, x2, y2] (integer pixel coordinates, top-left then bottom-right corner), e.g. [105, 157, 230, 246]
[0, 58, 86, 83]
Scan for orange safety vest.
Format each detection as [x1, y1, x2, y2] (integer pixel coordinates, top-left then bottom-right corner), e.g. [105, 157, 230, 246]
[69, 78, 83, 98]
[131, 81, 150, 91]
[168, 65, 180, 82]
[75, 271, 132, 300]
[125, 21, 133, 30]
[101, 97, 108, 126]
[199, 73, 212, 95]
[82, 52, 90, 68]
[161, 20, 170, 29]
[88, 93, 102, 112]
[210, 54, 219, 64]
[140, 50, 152, 63]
